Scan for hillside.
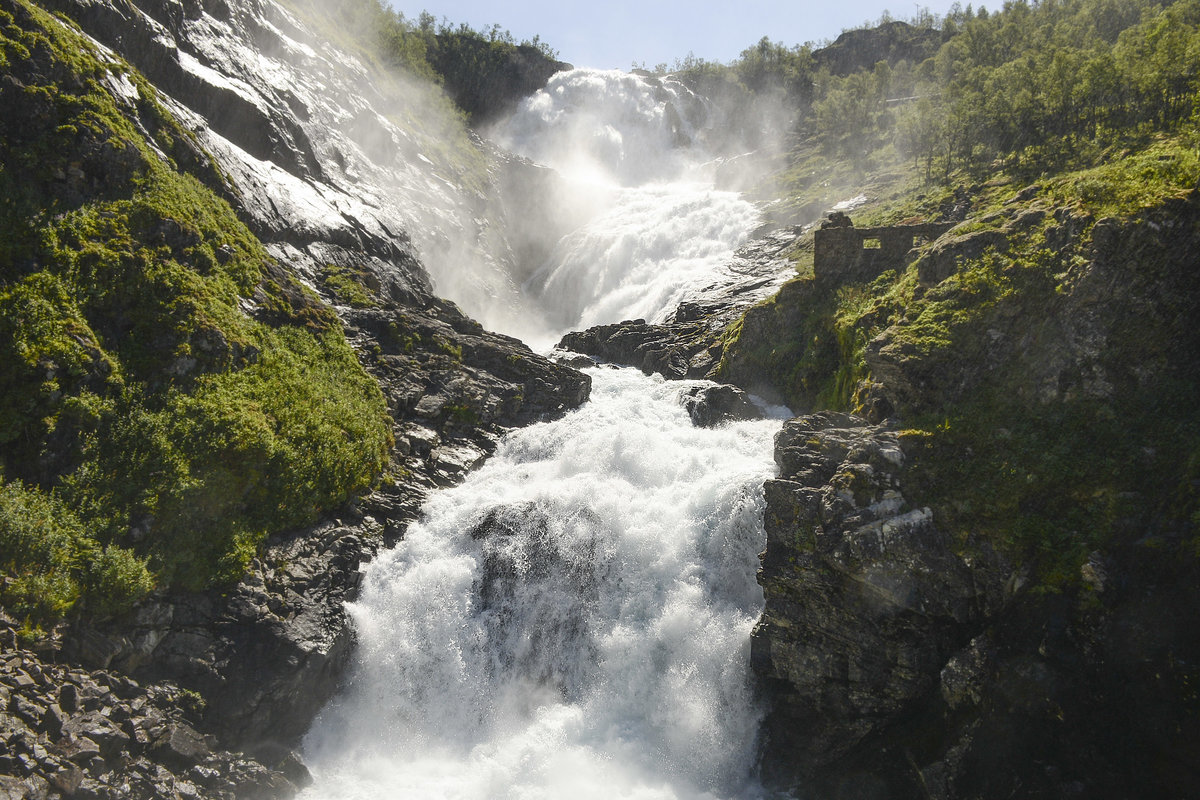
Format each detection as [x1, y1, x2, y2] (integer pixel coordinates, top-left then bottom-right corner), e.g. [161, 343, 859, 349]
[0, 0, 1197, 797]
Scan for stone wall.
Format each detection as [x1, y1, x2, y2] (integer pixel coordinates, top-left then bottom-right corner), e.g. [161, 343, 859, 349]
[814, 214, 954, 283]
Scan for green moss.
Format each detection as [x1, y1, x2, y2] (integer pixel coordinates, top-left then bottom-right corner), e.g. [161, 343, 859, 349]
[903, 383, 1199, 585]
[1048, 137, 1200, 217]
[0, 477, 152, 624]
[321, 263, 379, 309]
[0, 0, 392, 614]
[444, 403, 480, 425]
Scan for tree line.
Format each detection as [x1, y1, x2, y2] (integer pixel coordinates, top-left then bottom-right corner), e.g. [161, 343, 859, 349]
[333, 0, 562, 120]
[670, 0, 1200, 178]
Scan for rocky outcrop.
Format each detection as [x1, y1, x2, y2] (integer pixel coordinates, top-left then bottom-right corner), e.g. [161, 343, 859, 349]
[814, 20, 945, 78]
[752, 192, 1200, 798]
[557, 226, 799, 378]
[869, 192, 1200, 416]
[752, 413, 1010, 793]
[0, 617, 306, 800]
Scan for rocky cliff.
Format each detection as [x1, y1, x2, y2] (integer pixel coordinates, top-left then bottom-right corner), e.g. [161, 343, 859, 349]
[731, 188, 1200, 797]
[0, 0, 588, 793]
[561, 179, 1200, 797]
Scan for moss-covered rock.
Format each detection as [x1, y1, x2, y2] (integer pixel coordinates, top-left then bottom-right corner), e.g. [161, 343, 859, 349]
[0, 0, 391, 617]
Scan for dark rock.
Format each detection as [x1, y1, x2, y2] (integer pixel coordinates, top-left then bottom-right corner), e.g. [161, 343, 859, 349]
[681, 384, 762, 427]
[468, 502, 604, 699]
[57, 683, 79, 714]
[150, 723, 211, 770]
[46, 767, 84, 796]
[427, 37, 570, 124]
[814, 20, 945, 77]
[753, 413, 1010, 790]
[272, 751, 313, 789]
[39, 704, 65, 739]
[62, 713, 130, 760]
[0, 776, 49, 800]
[59, 737, 103, 765]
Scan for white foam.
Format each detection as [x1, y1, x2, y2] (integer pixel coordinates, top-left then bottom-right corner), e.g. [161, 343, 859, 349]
[301, 369, 779, 800]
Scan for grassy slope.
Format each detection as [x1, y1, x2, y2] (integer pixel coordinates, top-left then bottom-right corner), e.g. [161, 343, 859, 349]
[0, 0, 391, 626]
[721, 125, 1200, 585]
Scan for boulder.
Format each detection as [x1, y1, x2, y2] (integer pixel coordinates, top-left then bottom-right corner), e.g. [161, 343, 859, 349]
[680, 384, 762, 427]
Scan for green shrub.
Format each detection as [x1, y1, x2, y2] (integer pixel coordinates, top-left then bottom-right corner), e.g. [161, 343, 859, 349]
[0, 478, 151, 623]
[0, 0, 392, 612]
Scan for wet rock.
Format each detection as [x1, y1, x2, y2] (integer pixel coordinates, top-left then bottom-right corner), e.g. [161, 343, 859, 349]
[681, 383, 762, 427]
[753, 413, 1010, 790]
[557, 228, 798, 379]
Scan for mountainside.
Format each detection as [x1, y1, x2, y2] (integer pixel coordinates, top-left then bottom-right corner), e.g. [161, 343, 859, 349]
[2, 0, 1199, 797]
[0, 0, 587, 793]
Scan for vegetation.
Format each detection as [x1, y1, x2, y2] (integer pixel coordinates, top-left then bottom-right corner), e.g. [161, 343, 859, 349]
[713, 0, 1200, 585]
[669, 1, 1200, 180]
[313, 0, 561, 121]
[0, 0, 390, 626]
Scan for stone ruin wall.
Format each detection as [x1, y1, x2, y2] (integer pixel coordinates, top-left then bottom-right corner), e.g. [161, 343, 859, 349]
[814, 217, 955, 283]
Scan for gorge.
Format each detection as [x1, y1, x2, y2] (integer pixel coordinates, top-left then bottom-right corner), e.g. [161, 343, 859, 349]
[2, 0, 1199, 799]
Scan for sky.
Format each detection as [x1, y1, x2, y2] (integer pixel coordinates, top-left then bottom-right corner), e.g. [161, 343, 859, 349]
[389, 1, 971, 71]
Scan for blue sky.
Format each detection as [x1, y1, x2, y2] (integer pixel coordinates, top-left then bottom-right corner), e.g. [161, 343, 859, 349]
[389, 1, 970, 70]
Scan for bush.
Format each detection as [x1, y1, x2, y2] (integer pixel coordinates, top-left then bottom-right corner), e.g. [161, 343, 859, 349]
[0, 479, 151, 623]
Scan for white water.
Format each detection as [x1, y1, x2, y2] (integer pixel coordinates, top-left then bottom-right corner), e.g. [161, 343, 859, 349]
[302, 370, 781, 799]
[300, 68, 783, 799]
[486, 69, 762, 348]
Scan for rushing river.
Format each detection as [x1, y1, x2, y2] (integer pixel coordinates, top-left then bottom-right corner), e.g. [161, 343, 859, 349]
[300, 69, 784, 800]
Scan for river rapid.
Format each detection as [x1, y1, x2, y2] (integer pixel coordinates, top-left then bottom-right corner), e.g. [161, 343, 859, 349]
[299, 69, 785, 800]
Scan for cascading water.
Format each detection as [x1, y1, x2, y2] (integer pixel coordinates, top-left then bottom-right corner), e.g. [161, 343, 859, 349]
[485, 69, 763, 347]
[301, 371, 781, 799]
[301, 68, 785, 799]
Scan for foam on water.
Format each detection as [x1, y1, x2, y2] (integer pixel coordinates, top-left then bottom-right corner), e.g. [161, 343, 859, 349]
[301, 369, 782, 799]
[486, 69, 761, 346]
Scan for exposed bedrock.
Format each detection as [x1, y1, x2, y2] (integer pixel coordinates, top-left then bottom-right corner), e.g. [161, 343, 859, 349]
[556, 226, 800, 379]
[17, 0, 592, 777]
[752, 412, 1010, 796]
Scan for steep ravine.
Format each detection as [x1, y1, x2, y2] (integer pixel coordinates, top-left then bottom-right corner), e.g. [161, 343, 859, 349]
[0, 0, 589, 794]
[0, 0, 788, 796]
[4, 0, 1198, 798]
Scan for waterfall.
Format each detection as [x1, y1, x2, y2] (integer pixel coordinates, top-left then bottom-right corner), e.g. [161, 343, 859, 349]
[301, 370, 780, 799]
[300, 68, 783, 799]
[483, 69, 762, 348]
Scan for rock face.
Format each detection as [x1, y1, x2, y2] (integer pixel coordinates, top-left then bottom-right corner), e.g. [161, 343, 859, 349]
[869, 192, 1200, 416]
[557, 226, 799, 379]
[749, 194, 1200, 798]
[752, 413, 1009, 794]
[9, 0, 590, 775]
[0, 617, 304, 799]
[814, 20, 945, 77]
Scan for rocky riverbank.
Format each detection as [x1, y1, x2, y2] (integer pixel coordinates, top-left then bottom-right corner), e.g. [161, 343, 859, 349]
[0, 0, 588, 793]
